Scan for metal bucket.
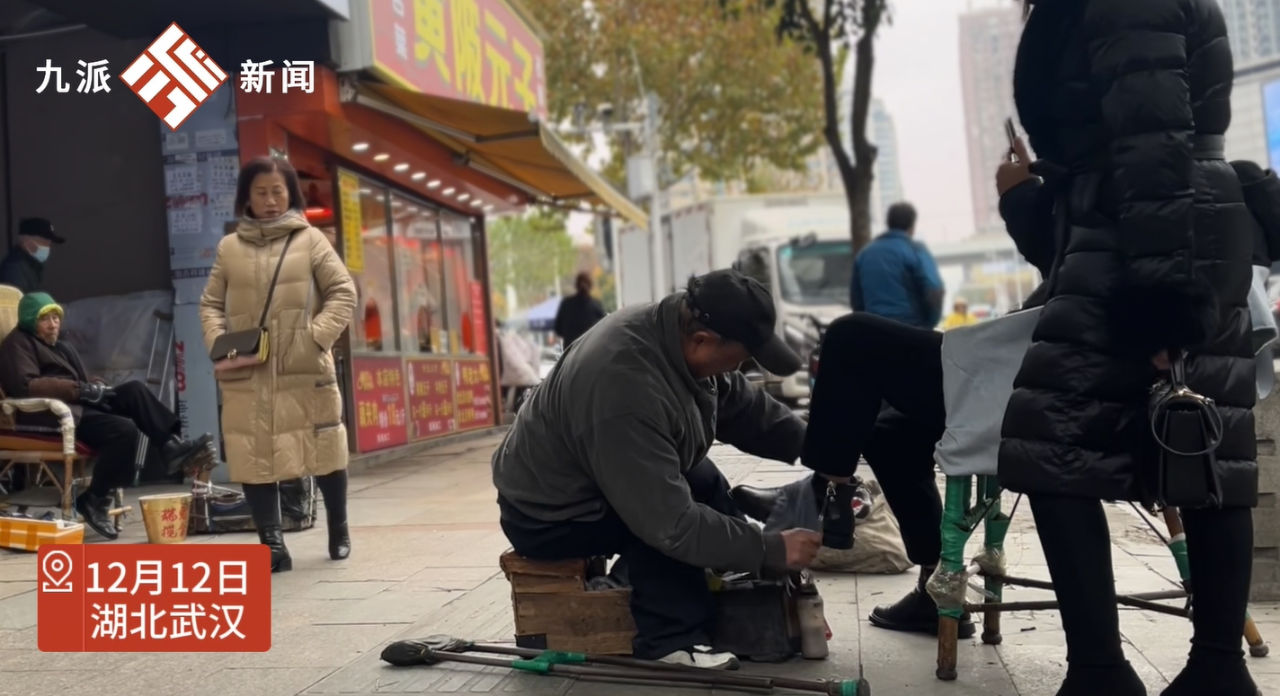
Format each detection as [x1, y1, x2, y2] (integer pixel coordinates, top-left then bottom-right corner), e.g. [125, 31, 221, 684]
[139, 493, 192, 544]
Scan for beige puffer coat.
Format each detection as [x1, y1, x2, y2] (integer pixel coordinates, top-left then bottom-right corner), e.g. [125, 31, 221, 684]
[198, 211, 357, 484]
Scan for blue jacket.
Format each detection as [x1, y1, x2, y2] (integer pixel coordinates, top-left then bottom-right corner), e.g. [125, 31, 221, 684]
[850, 230, 944, 329]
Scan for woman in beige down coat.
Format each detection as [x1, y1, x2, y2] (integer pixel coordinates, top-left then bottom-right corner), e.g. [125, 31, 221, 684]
[200, 157, 356, 573]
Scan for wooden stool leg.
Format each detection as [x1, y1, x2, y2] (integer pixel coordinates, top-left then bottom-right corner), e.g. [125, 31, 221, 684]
[978, 475, 1009, 646]
[1245, 612, 1269, 657]
[61, 456, 74, 520]
[934, 476, 975, 681]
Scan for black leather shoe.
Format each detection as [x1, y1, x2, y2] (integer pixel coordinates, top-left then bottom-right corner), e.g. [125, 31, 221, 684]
[812, 477, 856, 550]
[1055, 663, 1147, 696]
[257, 525, 293, 572]
[162, 433, 215, 476]
[869, 566, 975, 638]
[1161, 655, 1259, 696]
[328, 520, 351, 560]
[731, 485, 780, 523]
[75, 492, 119, 540]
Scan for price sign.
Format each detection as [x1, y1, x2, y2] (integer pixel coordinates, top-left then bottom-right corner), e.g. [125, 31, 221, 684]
[453, 358, 494, 432]
[38, 544, 272, 652]
[406, 358, 457, 441]
[352, 356, 409, 453]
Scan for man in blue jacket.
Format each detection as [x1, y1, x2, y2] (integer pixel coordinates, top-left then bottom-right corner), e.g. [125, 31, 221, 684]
[850, 203, 945, 329]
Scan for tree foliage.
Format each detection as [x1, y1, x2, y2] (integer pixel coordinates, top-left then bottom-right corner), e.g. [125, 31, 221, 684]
[766, 0, 890, 252]
[487, 209, 579, 313]
[524, 0, 825, 185]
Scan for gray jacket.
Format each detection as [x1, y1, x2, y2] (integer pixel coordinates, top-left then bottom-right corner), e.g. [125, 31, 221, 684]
[492, 293, 805, 573]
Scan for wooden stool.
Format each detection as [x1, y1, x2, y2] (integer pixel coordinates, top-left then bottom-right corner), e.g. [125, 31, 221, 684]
[499, 551, 636, 655]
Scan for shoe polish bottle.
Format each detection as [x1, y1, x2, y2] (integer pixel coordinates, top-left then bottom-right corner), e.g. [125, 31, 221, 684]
[796, 582, 829, 660]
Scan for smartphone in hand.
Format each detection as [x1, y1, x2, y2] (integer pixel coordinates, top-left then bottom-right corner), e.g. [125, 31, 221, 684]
[1004, 118, 1019, 162]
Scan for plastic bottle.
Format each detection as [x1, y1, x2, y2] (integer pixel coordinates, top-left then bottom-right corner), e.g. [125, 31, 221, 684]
[796, 583, 829, 659]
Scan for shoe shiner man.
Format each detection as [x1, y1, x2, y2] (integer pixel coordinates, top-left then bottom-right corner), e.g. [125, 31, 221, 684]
[493, 270, 851, 669]
[0, 292, 214, 538]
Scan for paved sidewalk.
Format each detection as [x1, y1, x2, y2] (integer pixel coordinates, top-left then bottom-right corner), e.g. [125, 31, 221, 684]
[0, 434, 1276, 695]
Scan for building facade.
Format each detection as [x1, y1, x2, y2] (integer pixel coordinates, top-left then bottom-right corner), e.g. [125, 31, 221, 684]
[958, 3, 1023, 238]
[1222, 0, 1280, 67]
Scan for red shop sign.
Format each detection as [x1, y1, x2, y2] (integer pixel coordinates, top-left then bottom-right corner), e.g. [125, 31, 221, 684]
[407, 357, 457, 441]
[369, 0, 547, 117]
[453, 358, 494, 432]
[351, 356, 409, 453]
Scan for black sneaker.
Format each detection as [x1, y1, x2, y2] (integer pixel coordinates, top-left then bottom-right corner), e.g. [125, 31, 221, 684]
[869, 566, 975, 638]
[75, 492, 119, 540]
[163, 433, 215, 476]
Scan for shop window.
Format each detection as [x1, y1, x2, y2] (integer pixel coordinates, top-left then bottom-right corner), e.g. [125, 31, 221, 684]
[341, 175, 399, 353]
[440, 211, 488, 355]
[391, 195, 448, 353]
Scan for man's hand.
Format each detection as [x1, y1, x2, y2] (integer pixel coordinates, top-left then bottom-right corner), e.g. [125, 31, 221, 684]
[77, 381, 109, 405]
[781, 528, 823, 570]
[996, 138, 1034, 196]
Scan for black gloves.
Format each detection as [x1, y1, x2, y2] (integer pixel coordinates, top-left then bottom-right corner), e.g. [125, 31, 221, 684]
[77, 381, 114, 405]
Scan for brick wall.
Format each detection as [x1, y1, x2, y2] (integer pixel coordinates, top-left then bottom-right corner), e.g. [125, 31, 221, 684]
[1252, 392, 1280, 601]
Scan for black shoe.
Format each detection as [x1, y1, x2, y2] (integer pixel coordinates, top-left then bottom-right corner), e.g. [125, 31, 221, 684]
[731, 485, 779, 523]
[869, 566, 975, 638]
[328, 520, 351, 560]
[1161, 654, 1258, 696]
[812, 477, 856, 550]
[75, 492, 119, 540]
[1055, 663, 1147, 696]
[257, 525, 293, 572]
[162, 433, 215, 476]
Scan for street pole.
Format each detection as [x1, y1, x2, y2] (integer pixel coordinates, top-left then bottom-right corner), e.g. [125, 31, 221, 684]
[644, 94, 665, 300]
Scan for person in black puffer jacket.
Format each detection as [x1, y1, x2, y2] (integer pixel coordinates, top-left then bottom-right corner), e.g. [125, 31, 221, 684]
[996, 1, 1259, 695]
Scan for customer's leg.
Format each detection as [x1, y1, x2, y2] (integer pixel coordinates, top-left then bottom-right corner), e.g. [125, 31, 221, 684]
[1029, 494, 1144, 694]
[107, 381, 213, 475]
[74, 410, 142, 540]
[803, 313, 944, 479]
[241, 482, 291, 572]
[684, 457, 741, 518]
[1162, 506, 1257, 696]
[315, 470, 351, 560]
[862, 407, 973, 636]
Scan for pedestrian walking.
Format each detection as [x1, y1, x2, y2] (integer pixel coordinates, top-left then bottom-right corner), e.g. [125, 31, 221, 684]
[199, 157, 357, 572]
[998, 1, 1257, 693]
[0, 218, 63, 294]
[553, 272, 607, 348]
[849, 202, 945, 330]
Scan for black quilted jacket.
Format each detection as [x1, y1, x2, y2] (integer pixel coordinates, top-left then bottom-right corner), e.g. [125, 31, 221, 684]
[996, 0, 1258, 507]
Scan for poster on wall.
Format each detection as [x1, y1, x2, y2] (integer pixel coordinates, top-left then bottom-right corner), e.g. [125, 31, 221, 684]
[352, 356, 409, 452]
[338, 169, 365, 274]
[453, 359, 494, 432]
[161, 83, 239, 481]
[470, 281, 489, 356]
[407, 358, 457, 441]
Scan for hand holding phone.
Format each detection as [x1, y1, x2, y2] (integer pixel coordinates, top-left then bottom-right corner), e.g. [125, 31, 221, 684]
[1004, 118, 1019, 162]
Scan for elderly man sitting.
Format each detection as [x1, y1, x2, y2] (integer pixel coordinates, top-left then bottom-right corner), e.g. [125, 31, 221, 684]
[0, 292, 213, 538]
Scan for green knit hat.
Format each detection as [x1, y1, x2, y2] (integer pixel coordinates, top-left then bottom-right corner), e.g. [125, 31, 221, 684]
[18, 292, 63, 333]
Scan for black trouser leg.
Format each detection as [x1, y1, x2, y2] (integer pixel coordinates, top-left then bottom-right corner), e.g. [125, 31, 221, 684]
[803, 313, 945, 479]
[104, 381, 179, 444]
[315, 470, 351, 560]
[242, 482, 292, 572]
[862, 406, 944, 566]
[500, 457, 732, 660]
[1028, 494, 1125, 666]
[76, 409, 145, 496]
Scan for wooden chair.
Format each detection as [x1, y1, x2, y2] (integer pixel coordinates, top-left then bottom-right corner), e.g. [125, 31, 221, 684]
[931, 474, 1269, 681]
[0, 285, 129, 528]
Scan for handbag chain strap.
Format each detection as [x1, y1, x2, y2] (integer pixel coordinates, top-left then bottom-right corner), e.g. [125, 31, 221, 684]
[1149, 351, 1225, 457]
[257, 230, 299, 329]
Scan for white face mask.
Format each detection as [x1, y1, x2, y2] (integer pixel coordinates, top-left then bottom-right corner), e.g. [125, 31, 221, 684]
[29, 245, 50, 263]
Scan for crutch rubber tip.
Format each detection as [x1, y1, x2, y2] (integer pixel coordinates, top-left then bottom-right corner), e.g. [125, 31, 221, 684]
[1250, 644, 1269, 658]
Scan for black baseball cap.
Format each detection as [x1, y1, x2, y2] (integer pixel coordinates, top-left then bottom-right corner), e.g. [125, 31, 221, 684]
[19, 218, 64, 244]
[685, 269, 802, 376]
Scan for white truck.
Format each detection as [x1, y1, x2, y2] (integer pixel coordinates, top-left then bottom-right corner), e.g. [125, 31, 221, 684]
[732, 207, 853, 403]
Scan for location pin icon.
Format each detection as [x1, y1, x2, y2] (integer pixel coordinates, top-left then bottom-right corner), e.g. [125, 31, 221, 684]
[41, 550, 73, 591]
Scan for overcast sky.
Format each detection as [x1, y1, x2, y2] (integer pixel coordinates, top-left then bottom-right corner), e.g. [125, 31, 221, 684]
[872, 0, 1017, 243]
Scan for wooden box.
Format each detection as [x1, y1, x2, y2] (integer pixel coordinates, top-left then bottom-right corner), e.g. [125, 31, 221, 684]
[500, 551, 637, 655]
[0, 517, 84, 552]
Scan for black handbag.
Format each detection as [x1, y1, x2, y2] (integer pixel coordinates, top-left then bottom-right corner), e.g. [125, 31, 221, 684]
[209, 231, 298, 372]
[1148, 352, 1225, 508]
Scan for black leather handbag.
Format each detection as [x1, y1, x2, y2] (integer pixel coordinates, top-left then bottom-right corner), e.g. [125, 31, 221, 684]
[1148, 352, 1225, 508]
[209, 230, 297, 373]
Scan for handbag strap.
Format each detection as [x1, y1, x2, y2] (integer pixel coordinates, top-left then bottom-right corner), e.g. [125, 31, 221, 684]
[258, 230, 300, 329]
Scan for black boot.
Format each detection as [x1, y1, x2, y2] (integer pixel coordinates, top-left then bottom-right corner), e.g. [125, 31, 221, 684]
[1056, 663, 1146, 696]
[162, 433, 215, 476]
[1161, 654, 1258, 696]
[75, 491, 119, 540]
[241, 483, 292, 572]
[869, 565, 975, 638]
[316, 470, 351, 560]
[810, 476, 856, 550]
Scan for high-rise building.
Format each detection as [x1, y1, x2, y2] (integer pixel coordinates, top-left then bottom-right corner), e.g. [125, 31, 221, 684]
[869, 99, 904, 226]
[958, 3, 1023, 238]
[1221, 0, 1280, 67]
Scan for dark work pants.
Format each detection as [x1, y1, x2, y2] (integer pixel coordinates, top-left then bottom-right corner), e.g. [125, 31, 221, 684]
[1030, 494, 1253, 667]
[802, 313, 946, 567]
[77, 381, 179, 496]
[500, 457, 739, 660]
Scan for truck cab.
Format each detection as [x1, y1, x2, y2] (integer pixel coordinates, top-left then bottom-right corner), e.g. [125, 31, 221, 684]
[733, 207, 853, 404]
